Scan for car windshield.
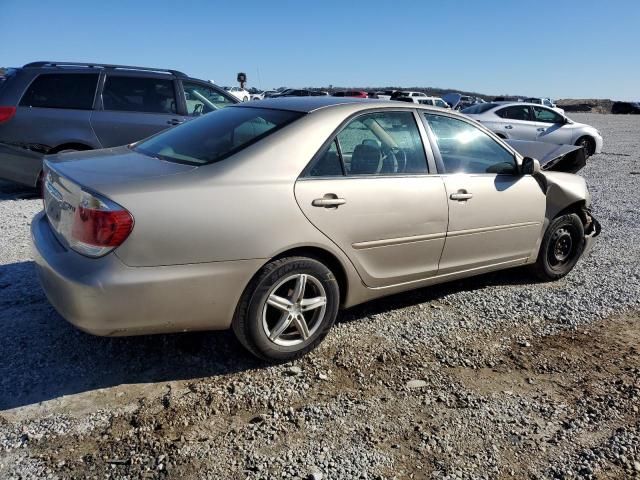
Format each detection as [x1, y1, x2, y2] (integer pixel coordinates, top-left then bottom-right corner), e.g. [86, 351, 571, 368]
[462, 103, 498, 114]
[134, 107, 303, 165]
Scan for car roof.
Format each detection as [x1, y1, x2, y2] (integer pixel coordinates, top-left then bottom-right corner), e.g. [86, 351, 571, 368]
[234, 96, 462, 115]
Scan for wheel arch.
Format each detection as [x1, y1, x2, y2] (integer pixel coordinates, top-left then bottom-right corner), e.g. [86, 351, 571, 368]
[49, 142, 94, 154]
[270, 246, 349, 306]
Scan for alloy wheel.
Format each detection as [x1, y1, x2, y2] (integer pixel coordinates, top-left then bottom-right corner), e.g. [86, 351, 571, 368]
[261, 273, 327, 346]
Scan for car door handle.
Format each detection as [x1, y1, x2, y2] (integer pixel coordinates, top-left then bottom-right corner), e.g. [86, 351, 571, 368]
[537, 127, 546, 132]
[450, 191, 473, 201]
[504, 125, 513, 130]
[312, 195, 346, 208]
[167, 119, 184, 125]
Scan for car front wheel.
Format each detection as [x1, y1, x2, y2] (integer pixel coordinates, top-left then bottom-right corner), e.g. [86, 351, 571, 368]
[232, 256, 340, 361]
[575, 136, 595, 157]
[532, 213, 585, 281]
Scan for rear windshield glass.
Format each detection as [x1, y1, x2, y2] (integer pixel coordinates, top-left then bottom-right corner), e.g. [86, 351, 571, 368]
[134, 107, 303, 165]
[461, 103, 498, 114]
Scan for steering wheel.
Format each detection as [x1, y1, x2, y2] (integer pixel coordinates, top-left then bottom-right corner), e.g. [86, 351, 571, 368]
[381, 146, 407, 173]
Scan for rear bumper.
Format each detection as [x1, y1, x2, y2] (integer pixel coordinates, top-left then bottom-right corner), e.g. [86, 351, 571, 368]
[31, 211, 263, 336]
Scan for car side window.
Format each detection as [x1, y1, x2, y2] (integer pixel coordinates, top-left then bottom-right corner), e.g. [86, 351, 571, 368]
[305, 112, 429, 177]
[182, 82, 234, 116]
[496, 105, 532, 121]
[102, 76, 177, 114]
[423, 114, 517, 175]
[533, 106, 563, 124]
[308, 140, 344, 177]
[337, 112, 428, 175]
[20, 73, 99, 110]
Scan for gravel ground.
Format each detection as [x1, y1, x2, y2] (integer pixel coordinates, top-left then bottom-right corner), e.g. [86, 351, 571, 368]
[0, 113, 639, 479]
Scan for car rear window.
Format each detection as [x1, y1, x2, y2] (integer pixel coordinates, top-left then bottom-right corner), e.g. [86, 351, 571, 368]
[20, 73, 99, 110]
[133, 106, 303, 165]
[461, 103, 497, 114]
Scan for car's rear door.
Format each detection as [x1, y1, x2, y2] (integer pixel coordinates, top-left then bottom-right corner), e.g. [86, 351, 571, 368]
[493, 105, 538, 140]
[295, 110, 448, 288]
[90, 73, 188, 147]
[422, 112, 546, 275]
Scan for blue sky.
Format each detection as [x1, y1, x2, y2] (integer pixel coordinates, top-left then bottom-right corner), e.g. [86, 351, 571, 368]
[2, 0, 638, 100]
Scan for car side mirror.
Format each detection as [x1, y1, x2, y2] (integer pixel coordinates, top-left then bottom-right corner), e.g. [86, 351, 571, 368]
[521, 157, 541, 175]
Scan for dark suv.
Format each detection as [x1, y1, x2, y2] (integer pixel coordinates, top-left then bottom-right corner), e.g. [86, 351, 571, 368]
[0, 61, 238, 186]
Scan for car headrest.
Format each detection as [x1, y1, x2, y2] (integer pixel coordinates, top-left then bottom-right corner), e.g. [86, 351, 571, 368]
[350, 143, 382, 175]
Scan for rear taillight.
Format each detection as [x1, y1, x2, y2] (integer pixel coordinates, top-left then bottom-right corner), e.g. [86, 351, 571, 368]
[0, 106, 16, 123]
[70, 191, 134, 257]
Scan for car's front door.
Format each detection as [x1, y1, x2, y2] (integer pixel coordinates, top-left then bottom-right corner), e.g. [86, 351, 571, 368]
[493, 105, 538, 140]
[532, 106, 573, 145]
[91, 74, 187, 147]
[295, 110, 448, 288]
[422, 113, 546, 275]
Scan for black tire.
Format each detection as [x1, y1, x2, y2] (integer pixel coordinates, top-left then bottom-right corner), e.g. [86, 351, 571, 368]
[575, 136, 595, 157]
[532, 213, 585, 281]
[232, 256, 340, 361]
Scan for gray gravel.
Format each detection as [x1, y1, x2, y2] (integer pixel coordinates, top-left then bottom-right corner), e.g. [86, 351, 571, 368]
[0, 113, 639, 479]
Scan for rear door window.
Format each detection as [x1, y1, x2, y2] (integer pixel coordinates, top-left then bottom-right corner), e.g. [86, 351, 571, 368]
[330, 111, 428, 176]
[496, 105, 532, 121]
[19, 73, 99, 109]
[102, 76, 177, 114]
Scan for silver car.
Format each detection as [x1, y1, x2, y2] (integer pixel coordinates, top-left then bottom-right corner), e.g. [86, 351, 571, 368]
[463, 102, 603, 156]
[32, 97, 600, 360]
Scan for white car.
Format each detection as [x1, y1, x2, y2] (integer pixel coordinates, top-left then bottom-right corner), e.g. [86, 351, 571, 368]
[395, 96, 450, 108]
[463, 102, 603, 156]
[224, 86, 250, 102]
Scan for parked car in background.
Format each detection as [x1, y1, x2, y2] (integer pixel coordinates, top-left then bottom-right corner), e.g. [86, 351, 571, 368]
[463, 102, 603, 156]
[0, 61, 238, 186]
[262, 90, 280, 99]
[224, 86, 250, 102]
[376, 90, 396, 100]
[525, 97, 564, 114]
[273, 89, 328, 97]
[394, 96, 450, 108]
[611, 101, 640, 114]
[332, 90, 368, 98]
[367, 91, 378, 99]
[33, 97, 599, 361]
[442, 93, 482, 110]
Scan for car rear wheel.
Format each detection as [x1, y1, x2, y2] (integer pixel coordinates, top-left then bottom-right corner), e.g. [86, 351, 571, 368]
[532, 213, 585, 281]
[232, 256, 340, 361]
[575, 136, 595, 157]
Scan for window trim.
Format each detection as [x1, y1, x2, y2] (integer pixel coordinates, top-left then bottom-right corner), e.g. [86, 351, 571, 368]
[18, 72, 100, 111]
[300, 108, 434, 180]
[420, 111, 520, 176]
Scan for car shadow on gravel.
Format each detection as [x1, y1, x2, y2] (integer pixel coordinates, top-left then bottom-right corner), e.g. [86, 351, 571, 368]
[0, 262, 263, 410]
[340, 267, 536, 322]
[0, 261, 535, 411]
[0, 180, 39, 201]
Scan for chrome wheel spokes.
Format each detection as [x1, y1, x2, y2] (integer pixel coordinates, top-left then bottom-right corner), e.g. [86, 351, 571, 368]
[262, 273, 327, 346]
